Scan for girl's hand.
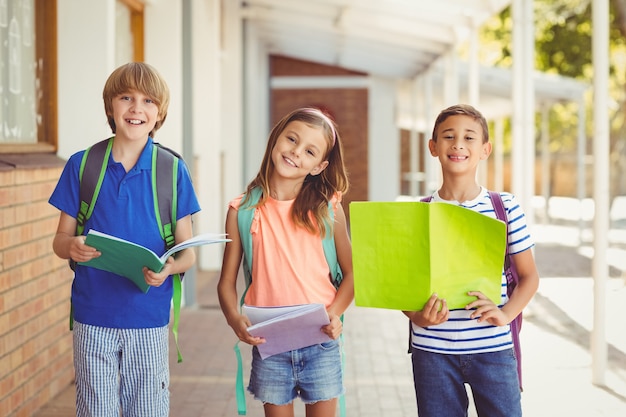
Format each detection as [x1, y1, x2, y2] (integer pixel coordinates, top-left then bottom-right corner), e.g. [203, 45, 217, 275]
[322, 312, 343, 340]
[69, 235, 100, 263]
[404, 293, 449, 327]
[229, 314, 265, 346]
[465, 291, 509, 326]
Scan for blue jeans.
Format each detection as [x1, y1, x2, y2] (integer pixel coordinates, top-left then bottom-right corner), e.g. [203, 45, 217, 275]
[411, 348, 521, 417]
[248, 339, 344, 405]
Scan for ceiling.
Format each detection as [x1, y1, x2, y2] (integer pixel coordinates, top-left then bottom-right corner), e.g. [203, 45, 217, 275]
[241, 0, 513, 79]
[240, 0, 589, 122]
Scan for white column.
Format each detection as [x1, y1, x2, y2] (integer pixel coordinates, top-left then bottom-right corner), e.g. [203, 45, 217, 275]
[409, 78, 420, 197]
[522, 0, 536, 226]
[493, 117, 504, 192]
[369, 77, 399, 201]
[188, 0, 224, 270]
[577, 100, 587, 235]
[511, 0, 535, 224]
[422, 71, 438, 194]
[144, 0, 183, 151]
[591, 0, 610, 387]
[221, 0, 244, 199]
[443, 52, 459, 106]
[540, 104, 550, 223]
[244, 21, 270, 184]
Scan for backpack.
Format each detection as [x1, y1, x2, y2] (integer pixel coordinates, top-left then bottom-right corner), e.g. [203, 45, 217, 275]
[232, 186, 345, 416]
[414, 191, 523, 390]
[71, 136, 186, 363]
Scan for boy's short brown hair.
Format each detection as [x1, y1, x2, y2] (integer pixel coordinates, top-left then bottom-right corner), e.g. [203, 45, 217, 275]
[431, 104, 489, 143]
[102, 62, 170, 138]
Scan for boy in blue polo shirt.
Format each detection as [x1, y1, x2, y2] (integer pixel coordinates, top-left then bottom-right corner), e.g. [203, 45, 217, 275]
[49, 62, 201, 417]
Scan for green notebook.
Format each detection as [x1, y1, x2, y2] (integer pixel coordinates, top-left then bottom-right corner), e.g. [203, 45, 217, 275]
[350, 201, 506, 310]
[80, 230, 230, 292]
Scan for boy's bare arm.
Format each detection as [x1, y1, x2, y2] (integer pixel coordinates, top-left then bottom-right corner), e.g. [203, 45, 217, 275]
[52, 211, 100, 262]
[501, 249, 540, 321]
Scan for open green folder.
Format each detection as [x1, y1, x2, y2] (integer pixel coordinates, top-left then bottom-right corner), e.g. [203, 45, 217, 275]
[79, 230, 231, 293]
[349, 201, 506, 311]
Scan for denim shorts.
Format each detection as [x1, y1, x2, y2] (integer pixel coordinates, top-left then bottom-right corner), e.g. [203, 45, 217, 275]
[411, 348, 521, 417]
[248, 338, 344, 405]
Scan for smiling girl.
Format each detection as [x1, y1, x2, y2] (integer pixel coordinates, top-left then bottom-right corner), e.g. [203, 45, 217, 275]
[218, 107, 354, 417]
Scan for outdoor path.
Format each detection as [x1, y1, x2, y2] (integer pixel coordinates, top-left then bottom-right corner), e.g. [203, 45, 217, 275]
[33, 219, 626, 416]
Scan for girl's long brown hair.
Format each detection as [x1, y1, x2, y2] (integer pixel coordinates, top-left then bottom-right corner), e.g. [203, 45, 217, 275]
[243, 107, 349, 236]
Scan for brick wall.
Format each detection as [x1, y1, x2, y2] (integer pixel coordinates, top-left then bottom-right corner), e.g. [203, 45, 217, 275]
[0, 157, 74, 417]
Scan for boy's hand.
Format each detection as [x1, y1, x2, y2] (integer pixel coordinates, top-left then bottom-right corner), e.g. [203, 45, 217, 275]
[465, 291, 509, 326]
[69, 235, 100, 263]
[143, 256, 174, 287]
[404, 293, 449, 327]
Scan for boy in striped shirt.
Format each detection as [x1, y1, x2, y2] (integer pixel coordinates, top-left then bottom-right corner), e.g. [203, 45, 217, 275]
[404, 104, 539, 417]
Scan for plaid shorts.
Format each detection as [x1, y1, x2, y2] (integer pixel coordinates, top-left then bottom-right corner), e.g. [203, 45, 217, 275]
[73, 321, 170, 417]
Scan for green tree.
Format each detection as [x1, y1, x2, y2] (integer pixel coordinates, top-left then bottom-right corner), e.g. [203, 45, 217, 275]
[481, 0, 626, 196]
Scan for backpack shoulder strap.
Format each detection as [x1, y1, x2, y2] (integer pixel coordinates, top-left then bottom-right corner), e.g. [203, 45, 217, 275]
[489, 191, 517, 286]
[152, 142, 184, 363]
[237, 186, 262, 300]
[152, 143, 180, 250]
[323, 201, 343, 289]
[76, 137, 113, 236]
[489, 190, 524, 390]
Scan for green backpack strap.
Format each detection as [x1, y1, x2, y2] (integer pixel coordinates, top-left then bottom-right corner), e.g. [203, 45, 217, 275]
[233, 187, 261, 415]
[69, 138, 114, 329]
[76, 138, 114, 237]
[233, 187, 345, 416]
[152, 143, 184, 363]
[236, 187, 262, 309]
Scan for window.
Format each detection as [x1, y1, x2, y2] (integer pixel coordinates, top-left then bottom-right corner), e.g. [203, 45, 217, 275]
[0, 0, 55, 152]
[0, 0, 143, 153]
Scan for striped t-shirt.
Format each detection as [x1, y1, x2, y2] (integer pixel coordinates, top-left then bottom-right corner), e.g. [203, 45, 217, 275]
[410, 187, 534, 355]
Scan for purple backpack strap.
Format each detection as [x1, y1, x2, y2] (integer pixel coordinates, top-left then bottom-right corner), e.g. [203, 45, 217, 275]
[489, 191, 524, 391]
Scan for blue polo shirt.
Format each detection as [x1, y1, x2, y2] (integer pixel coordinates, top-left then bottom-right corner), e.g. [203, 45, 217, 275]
[49, 138, 201, 329]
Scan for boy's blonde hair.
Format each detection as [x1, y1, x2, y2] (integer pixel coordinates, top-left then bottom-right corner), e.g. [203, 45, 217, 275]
[244, 107, 350, 236]
[432, 104, 489, 143]
[102, 62, 170, 138]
